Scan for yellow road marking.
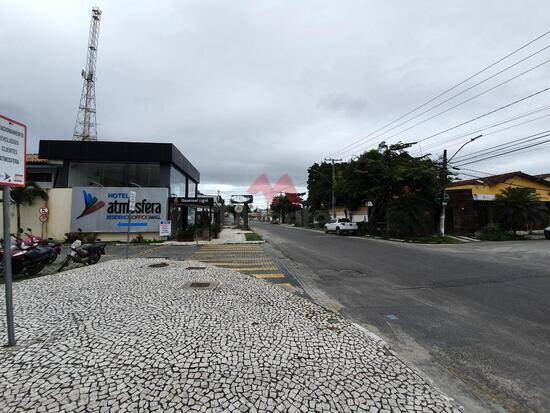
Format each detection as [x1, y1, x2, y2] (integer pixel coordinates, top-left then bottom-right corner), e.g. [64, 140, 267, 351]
[190, 257, 275, 265]
[253, 273, 286, 279]
[277, 282, 295, 290]
[136, 244, 167, 257]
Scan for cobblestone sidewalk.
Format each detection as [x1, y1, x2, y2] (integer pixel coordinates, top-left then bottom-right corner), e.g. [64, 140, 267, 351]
[0, 259, 460, 412]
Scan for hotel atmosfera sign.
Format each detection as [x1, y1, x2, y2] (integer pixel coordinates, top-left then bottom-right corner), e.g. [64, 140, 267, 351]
[70, 187, 168, 232]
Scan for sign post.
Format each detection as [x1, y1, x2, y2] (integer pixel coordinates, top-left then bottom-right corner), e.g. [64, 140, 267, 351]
[1, 114, 27, 347]
[125, 190, 136, 259]
[39, 206, 49, 238]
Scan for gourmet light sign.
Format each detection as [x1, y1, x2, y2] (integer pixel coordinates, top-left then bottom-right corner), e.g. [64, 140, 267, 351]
[70, 187, 168, 232]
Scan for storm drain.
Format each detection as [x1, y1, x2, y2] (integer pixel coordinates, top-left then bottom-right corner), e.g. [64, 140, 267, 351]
[181, 280, 220, 290]
[148, 262, 170, 268]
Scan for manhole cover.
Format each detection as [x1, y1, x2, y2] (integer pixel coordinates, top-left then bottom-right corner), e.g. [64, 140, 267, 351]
[181, 280, 220, 290]
[186, 266, 206, 270]
[148, 263, 170, 268]
[190, 282, 211, 288]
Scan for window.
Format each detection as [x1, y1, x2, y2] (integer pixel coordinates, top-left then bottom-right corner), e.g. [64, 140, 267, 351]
[188, 180, 197, 197]
[69, 162, 160, 187]
[338, 218, 351, 223]
[170, 167, 186, 197]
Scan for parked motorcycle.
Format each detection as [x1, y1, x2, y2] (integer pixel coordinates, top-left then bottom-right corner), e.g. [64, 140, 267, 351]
[21, 228, 62, 264]
[0, 234, 54, 277]
[57, 239, 106, 272]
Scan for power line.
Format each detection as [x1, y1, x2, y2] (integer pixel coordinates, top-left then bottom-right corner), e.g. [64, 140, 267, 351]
[354, 57, 550, 153]
[412, 103, 550, 155]
[328, 29, 550, 157]
[416, 86, 550, 144]
[454, 134, 550, 166]
[452, 129, 550, 163]
[337, 45, 550, 157]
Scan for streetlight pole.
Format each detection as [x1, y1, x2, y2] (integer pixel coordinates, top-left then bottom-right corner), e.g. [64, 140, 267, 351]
[439, 134, 482, 236]
[324, 157, 342, 218]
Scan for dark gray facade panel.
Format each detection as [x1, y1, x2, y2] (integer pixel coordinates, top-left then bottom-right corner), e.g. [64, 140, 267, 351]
[39, 140, 200, 182]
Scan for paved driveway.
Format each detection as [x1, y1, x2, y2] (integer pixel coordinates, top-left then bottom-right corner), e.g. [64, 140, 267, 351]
[252, 222, 550, 412]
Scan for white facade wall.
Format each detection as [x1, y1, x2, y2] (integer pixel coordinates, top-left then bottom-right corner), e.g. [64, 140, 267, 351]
[1, 188, 163, 242]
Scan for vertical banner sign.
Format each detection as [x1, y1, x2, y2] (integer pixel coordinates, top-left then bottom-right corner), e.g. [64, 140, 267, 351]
[0, 114, 26, 186]
[1, 114, 27, 347]
[125, 190, 137, 259]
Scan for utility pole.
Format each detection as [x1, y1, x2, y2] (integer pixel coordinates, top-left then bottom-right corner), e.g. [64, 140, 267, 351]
[73, 7, 102, 141]
[279, 193, 283, 224]
[324, 158, 342, 218]
[439, 149, 448, 236]
[439, 134, 482, 236]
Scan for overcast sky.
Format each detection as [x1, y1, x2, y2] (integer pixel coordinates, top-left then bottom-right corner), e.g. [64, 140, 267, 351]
[2, 1, 550, 206]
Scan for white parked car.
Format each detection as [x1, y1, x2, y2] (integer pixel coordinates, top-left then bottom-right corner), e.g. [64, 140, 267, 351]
[324, 218, 358, 235]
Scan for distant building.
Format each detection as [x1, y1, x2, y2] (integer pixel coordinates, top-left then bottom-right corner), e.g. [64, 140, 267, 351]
[446, 171, 550, 234]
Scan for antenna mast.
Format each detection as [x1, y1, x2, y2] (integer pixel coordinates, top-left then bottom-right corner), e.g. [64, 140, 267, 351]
[73, 7, 102, 141]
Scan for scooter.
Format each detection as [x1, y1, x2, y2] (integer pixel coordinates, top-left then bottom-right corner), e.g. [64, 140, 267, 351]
[0, 234, 53, 277]
[57, 239, 106, 272]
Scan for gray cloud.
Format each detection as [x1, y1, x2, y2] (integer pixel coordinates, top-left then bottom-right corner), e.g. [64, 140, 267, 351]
[2, 0, 550, 206]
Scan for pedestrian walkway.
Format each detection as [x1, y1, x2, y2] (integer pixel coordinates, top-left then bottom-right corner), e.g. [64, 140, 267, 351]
[189, 244, 301, 293]
[163, 227, 263, 246]
[0, 259, 460, 412]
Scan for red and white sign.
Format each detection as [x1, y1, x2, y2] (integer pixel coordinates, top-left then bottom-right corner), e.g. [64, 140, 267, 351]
[39, 206, 49, 215]
[39, 214, 48, 223]
[0, 114, 26, 187]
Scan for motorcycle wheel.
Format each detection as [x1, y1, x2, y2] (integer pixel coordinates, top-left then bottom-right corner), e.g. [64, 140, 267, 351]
[57, 256, 71, 273]
[47, 251, 58, 265]
[87, 253, 101, 265]
[24, 260, 47, 277]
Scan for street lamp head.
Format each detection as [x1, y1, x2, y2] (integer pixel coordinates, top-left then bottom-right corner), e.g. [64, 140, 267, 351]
[470, 134, 482, 142]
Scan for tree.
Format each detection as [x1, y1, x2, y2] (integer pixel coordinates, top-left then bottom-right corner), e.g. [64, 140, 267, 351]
[270, 193, 303, 223]
[1, 182, 49, 234]
[307, 142, 442, 235]
[306, 162, 336, 210]
[494, 187, 548, 234]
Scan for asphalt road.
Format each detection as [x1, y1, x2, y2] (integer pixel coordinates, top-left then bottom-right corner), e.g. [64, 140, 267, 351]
[251, 222, 550, 413]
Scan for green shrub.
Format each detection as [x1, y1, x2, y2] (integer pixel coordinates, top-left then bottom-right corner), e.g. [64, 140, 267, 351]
[131, 234, 145, 243]
[245, 232, 262, 241]
[356, 221, 369, 235]
[479, 224, 525, 241]
[176, 229, 195, 242]
[314, 210, 330, 227]
[386, 195, 434, 237]
[64, 231, 97, 243]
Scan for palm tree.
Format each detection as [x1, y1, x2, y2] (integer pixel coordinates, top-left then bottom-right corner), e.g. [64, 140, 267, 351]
[1, 182, 48, 234]
[494, 187, 548, 234]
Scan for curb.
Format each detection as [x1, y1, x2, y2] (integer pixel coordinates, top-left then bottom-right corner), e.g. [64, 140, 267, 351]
[160, 240, 265, 246]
